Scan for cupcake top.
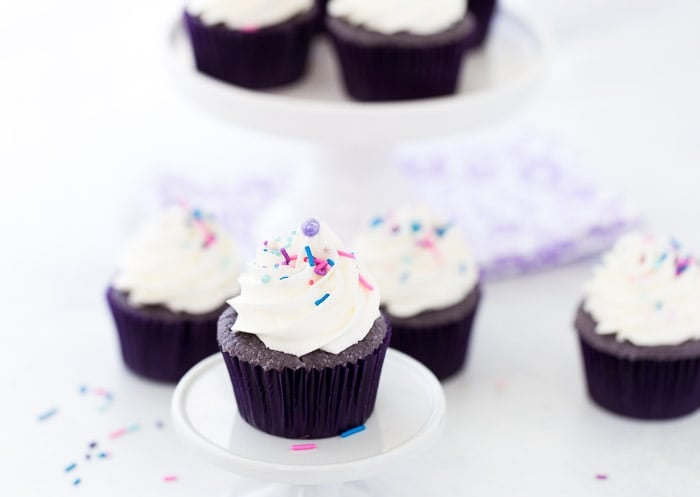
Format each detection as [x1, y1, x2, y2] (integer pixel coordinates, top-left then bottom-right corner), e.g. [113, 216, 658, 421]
[327, 0, 467, 35]
[112, 205, 240, 314]
[228, 218, 380, 357]
[583, 233, 700, 346]
[355, 206, 478, 318]
[186, 0, 314, 30]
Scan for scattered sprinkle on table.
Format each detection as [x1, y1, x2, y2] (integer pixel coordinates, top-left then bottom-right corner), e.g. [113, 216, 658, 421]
[595, 474, 608, 480]
[291, 443, 317, 451]
[37, 407, 58, 422]
[163, 475, 178, 482]
[340, 425, 366, 438]
[73, 478, 81, 486]
[65, 463, 77, 473]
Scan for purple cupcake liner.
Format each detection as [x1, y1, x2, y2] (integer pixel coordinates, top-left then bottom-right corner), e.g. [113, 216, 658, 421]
[220, 320, 391, 439]
[387, 288, 481, 381]
[467, 0, 497, 47]
[576, 306, 700, 419]
[183, 7, 318, 89]
[106, 287, 223, 383]
[326, 16, 477, 101]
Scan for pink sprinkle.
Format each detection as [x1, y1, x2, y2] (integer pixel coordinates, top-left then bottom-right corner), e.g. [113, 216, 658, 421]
[595, 474, 608, 480]
[163, 475, 178, 482]
[93, 388, 107, 396]
[358, 275, 374, 291]
[291, 443, 316, 451]
[337, 250, 355, 259]
[109, 428, 127, 439]
[203, 233, 217, 248]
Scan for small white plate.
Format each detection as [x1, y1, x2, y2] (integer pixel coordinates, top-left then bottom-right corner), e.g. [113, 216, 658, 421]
[171, 350, 445, 487]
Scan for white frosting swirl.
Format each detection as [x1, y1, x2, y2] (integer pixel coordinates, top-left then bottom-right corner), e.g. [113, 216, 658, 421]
[355, 206, 478, 318]
[584, 233, 700, 346]
[328, 0, 467, 35]
[186, 0, 314, 30]
[113, 205, 241, 314]
[228, 220, 381, 356]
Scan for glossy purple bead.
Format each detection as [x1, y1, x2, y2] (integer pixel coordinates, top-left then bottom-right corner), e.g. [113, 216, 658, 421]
[302, 218, 320, 237]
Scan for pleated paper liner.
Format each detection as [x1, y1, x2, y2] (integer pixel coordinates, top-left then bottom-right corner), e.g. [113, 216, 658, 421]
[467, 0, 498, 47]
[575, 306, 700, 419]
[325, 15, 479, 101]
[387, 287, 481, 381]
[106, 287, 223, 383]
[218, 309, 391, 439]
[183, 6, 318, 89]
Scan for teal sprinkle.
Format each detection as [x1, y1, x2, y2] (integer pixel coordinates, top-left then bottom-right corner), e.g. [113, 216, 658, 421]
[73, 479, 81, 486]
[371, 217, 383, 227]
[411, 221, 422, 233]
[65, 463, 77, 473]
[315, 293, 330, 306]
[402, 255, 413, 265]
[192, 208, 203, 220]
[280, 276, 289, 280]
[274, 264, 279, 268]
[261, 274, 271, 284]
[305, 246, 315, 266]
[327, 259, 335, 267]
[656, 301, 663, 310]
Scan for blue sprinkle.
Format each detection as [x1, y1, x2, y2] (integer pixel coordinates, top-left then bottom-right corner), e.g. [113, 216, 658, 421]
[435, 223, 451, 237]
[671, 237, 681, 250]
[326, 259, 335, 267]
[65, 463, 77, 473]
[73, 478, 81, 486]
[274, 264, 279, 268]
[305, 246, 315, 267]
[97, 452, 108, 459]
[400, 272, 409, 283]
[656, 301, 663, 310]
[280, 276, 289, 280]
[37, 407, 58, 422]
[315, 293, 330, 306]
[340, 425, 366, 438]
[261, 274, 271, 284]
[459, 263, 467, 273]
[411, 221, 422, 233]
[192, 209, 203, 220]
[78, 385, 88, 394]
[371, 217, 383, 227]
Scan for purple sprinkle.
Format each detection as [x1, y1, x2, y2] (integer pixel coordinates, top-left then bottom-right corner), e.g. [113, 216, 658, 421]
[595, 474, 608, 480]
[280, 247, 291, 264]
[88, 441, 98, 449]
[302, 218, 321, 237]
[155, 420, 164, 429]
[85, 454, 91, 461]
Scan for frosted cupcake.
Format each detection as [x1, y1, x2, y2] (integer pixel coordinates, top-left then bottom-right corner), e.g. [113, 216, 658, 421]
[106, 205, 240, 382]
[575, 233, 700, 419]
[218, 218, 390, 438]
[355, 206, 481, 380]
[326, 0, 478, 101]
[184, 0, 318, 89]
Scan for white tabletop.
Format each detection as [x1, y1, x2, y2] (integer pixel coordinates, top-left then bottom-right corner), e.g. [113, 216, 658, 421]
[2, 0, 700, 495]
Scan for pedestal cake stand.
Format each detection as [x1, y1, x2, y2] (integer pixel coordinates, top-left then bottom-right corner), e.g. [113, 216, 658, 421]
[167, 7, 548, 235]
[171, 350, 446, 497]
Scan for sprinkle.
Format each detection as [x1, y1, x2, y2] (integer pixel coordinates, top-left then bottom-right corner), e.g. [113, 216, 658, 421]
[435, 223, 451, 237]
[326, 259, 335, 267]
[109, 428, 127, 439]
[411, 221, 422, 233]
[73, 478, 81, 486]
[163, 475, 178, 482]
[88, 441, 98, 449]
[459, 263, 467, 273]
[358, 275, 374, 291]
[192, 208, 203, 220]
[399, 272, 409, 284]
[155, 420, 164, 429]
[261, 274, 271, 284]
[274, 264, 279, 269]
[203, 233, 216, 248]
[263, 240, 268, 246]
[655, 252, 668, 268]
[291, 443, 316, 451]
[302, 218, 321, 237]
[314, 260, 329, 276]
[280, 248, 291, 264]
[37, 407, 58, 422]
[391, 225, 400, 233]
[337, 250, 355, 259]
[97, 452, 109, 459]
[127, 423, 140, 432]
[315, 293, 330, 306]
[656, 301, 663, 311]
[371, 217, 383, 227]
[85, 454, 90, 461]
[65, 463, 77, 473]
[671, 237, 681, 250]
[595, 474, 608, 480]
[79, 385, 88, 394]
[305, 246, 315, 266]
[340, 425, 365, 438]
[280, 276, 289, 280]
[308, 280, 314, 285]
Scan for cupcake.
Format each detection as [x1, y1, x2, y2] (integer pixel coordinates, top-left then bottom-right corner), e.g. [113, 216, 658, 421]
[184, 0, 318, 89]
[467, 0, 497, 47]
[355, 206, 481, 380]
[218, 218, 390, 438]
[106, 205, 240, 382]
[575, 233, 700, 419]
[325, 0, 478, 101]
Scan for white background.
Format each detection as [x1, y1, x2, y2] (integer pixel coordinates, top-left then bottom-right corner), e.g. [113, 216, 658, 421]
[1, 0, 700, 495]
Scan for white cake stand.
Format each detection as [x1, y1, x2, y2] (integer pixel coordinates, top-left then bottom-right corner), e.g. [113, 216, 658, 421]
[167, 6, 549, 236]
[171, 350, 445, 497]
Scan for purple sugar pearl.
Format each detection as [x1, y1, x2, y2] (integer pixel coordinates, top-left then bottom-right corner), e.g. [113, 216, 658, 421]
[302, 218, 320, 237]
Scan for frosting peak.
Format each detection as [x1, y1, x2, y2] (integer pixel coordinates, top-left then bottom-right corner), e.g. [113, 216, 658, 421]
[113, 205, 241, 313]
[186, 0, 314, 30]
[328, 0, 467, 35]
[228, 220, 380, 356]
[583, 233, 700, 346]
[355, 206, 478, 317]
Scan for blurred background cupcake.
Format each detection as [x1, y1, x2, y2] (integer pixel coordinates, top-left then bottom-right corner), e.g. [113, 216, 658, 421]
[325, 0, 479, 101]
[218, 218, 390, 439]
[356, 205, 481, 380]
[106, 204, 240, 382]
[575, 233, 700, 419]
[184, 0, 319, 88]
